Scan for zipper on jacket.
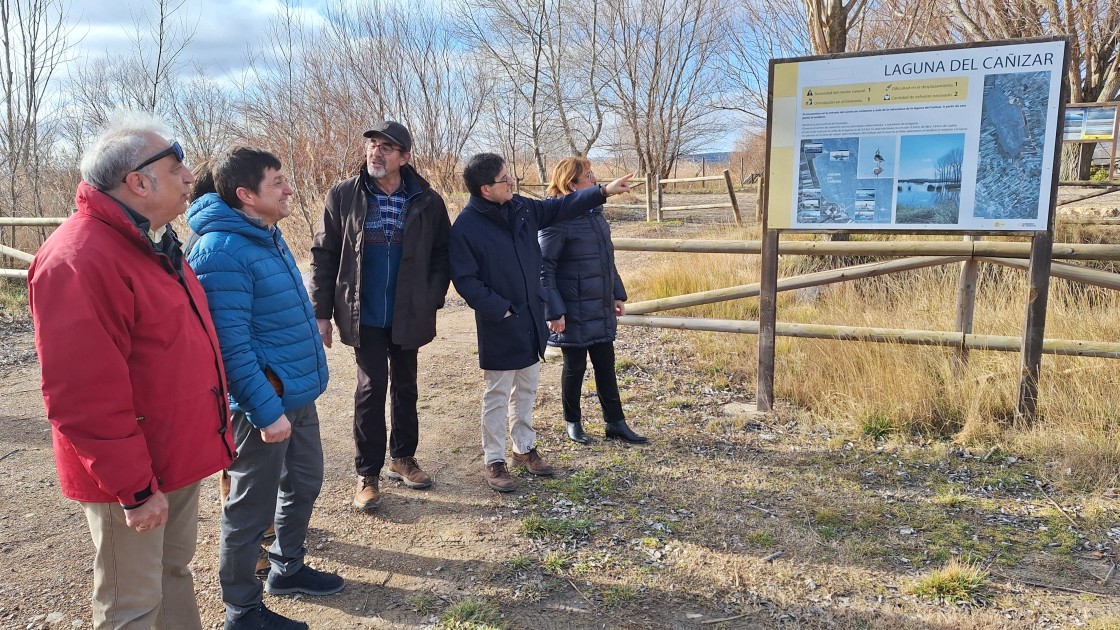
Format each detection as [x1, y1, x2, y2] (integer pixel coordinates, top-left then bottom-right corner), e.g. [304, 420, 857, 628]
[275, 235, 327, 393]
[178, 272, 233, 461]
[212, 386, 234, 460]
[383, 246, 392, 325]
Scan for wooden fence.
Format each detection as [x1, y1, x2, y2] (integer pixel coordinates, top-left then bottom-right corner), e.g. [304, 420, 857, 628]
[518, 170, 745, 226]
[612, 236, 1120, 423]
[0, 217, 65, 278]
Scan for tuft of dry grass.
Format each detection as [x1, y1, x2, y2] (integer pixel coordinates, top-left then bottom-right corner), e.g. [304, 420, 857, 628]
[0, 279, 30, 321]
[907, 560, 990, 605]
[625, 226, 1120, 489]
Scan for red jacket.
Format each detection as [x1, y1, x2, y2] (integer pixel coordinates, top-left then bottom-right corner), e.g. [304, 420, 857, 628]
[28, 182, 234, 505]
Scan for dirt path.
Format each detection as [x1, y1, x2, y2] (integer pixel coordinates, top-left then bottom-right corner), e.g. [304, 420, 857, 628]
[0, 294, 596, 628]
[0, 222, 722, 629]
[3, 203, 1120, 629]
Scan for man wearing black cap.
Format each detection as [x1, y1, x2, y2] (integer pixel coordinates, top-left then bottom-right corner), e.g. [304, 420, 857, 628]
[310, 121, 451, 511]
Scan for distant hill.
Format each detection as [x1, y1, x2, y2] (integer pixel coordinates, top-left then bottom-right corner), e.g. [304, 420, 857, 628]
[679, 151, 731, 163]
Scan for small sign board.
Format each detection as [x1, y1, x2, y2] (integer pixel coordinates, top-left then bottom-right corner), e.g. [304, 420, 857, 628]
[1063, 104, 1118, 142]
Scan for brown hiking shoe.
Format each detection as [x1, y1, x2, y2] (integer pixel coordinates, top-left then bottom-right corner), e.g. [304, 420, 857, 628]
[511, 448, 555, 476]
[485, 461, 518, 492]
[353, 476, 382, 511]
[386, 456, 433, 489]
[255, 545, 270, 579]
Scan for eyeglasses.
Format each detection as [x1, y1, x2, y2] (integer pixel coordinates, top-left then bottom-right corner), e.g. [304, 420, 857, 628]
[367, 141, 402, 156]
[488, 174, 514, 186]
[123, 141, 184, 183]
[575, 171, 596, 183]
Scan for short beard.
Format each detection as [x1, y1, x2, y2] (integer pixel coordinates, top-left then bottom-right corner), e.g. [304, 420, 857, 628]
[367, 162, 387, 179]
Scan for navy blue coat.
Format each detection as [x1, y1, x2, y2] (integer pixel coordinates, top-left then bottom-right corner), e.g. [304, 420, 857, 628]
[539, 207, 626, 347]
[450, 186, 607, 370]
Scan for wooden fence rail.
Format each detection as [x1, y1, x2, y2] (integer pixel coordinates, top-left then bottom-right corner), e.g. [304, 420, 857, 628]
[618, 316, 1120, 359]
[515, 172, 744, 225]
[0, 217, 66, 279]
[612, 237, 1120, 260]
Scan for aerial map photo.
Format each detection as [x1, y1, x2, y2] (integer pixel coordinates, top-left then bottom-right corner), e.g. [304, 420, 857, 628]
[973, 70, 1051, 220]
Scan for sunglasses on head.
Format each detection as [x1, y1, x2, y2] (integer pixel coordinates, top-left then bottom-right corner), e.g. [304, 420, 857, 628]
[122, 141, 184, 183]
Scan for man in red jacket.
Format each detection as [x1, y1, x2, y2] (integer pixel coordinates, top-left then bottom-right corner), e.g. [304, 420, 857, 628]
[28, 112, 235, 629]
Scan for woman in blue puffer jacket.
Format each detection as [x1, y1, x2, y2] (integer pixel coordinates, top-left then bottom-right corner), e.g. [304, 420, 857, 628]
[539, 157, 647, 445]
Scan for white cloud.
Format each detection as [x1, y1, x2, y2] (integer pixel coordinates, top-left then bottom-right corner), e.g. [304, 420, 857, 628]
[66, 0, 328, 79]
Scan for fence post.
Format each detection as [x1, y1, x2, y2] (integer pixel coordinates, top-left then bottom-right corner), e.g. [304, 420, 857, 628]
[722, 169, 742, 226]
[953, 235, 980, 372]
[755, 175, 765, 222]
[1017, 231, 1054, 425]
[656, 174, 664, 222]
[756, 229, 780, 412]
[644, 172, 654, 222]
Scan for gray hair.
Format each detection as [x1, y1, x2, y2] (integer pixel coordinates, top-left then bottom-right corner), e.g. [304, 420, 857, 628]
[79, 110, 174, 191]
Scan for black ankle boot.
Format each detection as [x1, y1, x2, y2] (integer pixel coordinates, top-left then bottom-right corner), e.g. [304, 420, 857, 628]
[566, 421, 589, 444]
[605, 420, 647, 444]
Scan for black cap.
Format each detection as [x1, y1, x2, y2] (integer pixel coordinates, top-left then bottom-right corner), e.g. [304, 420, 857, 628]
[363, 121, 412, 153]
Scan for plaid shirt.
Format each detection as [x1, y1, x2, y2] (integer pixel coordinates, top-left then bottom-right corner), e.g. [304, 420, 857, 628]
[364, 180, 408, 245]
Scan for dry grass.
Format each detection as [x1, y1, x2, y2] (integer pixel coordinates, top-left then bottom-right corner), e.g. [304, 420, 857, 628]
[908, 560, 990, 605]
[0, 279, 30, 321]
[625, 225, 1120, 489]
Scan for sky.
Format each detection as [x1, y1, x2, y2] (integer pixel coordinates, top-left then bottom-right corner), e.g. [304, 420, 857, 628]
[66, 0, 327, 80]
[62, 0, 740, 153]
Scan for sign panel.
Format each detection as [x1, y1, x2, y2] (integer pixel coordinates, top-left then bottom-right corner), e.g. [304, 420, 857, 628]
[1063, 105, 1117, 141]
[766, 39, 1066, 233]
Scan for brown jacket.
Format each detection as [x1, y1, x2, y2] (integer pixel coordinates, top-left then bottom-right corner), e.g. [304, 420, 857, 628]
[309, 164, 450, 349]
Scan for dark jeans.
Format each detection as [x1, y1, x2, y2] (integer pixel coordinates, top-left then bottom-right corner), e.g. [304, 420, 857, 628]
[561, 342, 624, 425]
[353, 325, 419, 477]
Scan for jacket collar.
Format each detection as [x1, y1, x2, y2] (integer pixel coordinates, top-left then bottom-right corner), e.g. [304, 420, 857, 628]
[357, 162, 431, 199]
[185, 192, 277, 245]
[75, 181, 185, 273]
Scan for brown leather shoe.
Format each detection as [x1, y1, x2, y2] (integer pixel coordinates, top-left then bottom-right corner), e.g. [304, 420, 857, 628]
[353, 476, 382, 511]
[386, 456, 433, 489]
[511, 448, 555, 476]
[485, 461, 518, 492]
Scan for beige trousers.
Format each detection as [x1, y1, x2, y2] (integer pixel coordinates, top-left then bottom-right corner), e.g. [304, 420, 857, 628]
[80, 482, 204, 630]
[481, 362, 542, 465]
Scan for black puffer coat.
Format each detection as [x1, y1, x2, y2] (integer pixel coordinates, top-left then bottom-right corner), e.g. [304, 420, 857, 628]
[539, 207, 626, 348]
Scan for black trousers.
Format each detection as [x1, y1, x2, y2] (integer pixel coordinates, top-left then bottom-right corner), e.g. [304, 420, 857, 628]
[561, 342, 624, 425]
[353, 326, 419, 477]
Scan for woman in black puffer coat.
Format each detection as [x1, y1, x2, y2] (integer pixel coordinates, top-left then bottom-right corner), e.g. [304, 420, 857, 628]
[539, 157, 647, 445]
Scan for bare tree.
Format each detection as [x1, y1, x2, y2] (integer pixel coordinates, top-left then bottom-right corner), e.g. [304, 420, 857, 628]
[458, 0, 554, 180]
[720, 0, 947, 121]
[65, 0, 196, 148]
[948, 0, 1120, 179]
[0, 0, 74, 253]
[604, 0, 728, 178]
[129, 0, 194, 113]
[167, 68, 238, 161]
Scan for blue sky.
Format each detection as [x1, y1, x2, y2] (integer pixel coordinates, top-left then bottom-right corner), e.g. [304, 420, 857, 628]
[897, 133, 965, 180]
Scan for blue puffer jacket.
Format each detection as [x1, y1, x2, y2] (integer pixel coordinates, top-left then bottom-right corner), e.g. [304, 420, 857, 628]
[186, 193, 329, 428]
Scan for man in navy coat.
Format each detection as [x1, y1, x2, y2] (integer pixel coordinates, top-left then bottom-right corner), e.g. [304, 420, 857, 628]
[449, 152, 632, 491]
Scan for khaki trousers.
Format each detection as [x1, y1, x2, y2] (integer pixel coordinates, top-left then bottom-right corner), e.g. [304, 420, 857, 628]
[481, 361, 541, 464]
[80, 482, 203, 630]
